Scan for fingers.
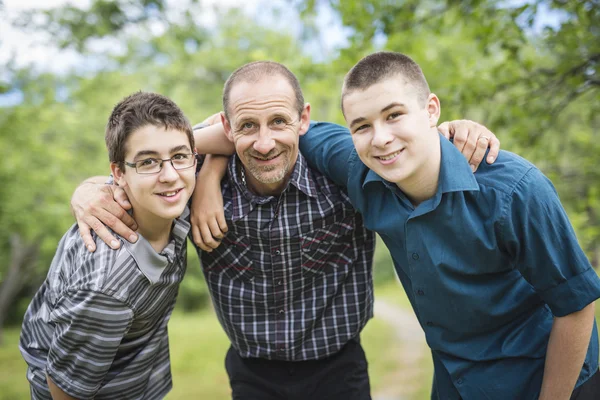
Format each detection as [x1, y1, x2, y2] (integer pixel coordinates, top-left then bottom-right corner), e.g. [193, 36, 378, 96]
[437, 122, 451, 140]
[83, 212, 121, 250]
[200, 223, 222, 251]
[216, 213, 229, 235]
[77, 220, 97, 253]
[191, 223, 205, 252]
[487, 137, 500, 164]
[191, 214, 228, 252]
[450, 120, 469, 153]
[469, 135, 490, 172]
[113, 186, 133, 211]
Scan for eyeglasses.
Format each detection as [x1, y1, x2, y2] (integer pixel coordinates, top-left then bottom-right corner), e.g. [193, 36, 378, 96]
[124, 153, 197, 174]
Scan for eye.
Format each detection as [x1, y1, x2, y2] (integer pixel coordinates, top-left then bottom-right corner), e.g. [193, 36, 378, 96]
[387, 112, 402, 120]
[242, 122, 255, 130]
[172, 153, 189, 160]
[273, 118, 286, 125]
[353, 124, 370, 134]
[138, 158, 159, 167]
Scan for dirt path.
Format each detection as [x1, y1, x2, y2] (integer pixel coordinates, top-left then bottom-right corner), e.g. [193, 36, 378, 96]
[372, 299, 429, 400]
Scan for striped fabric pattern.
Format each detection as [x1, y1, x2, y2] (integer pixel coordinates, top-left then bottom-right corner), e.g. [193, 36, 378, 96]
[20, 208, 190, 400]
[199, 154, 376, 361]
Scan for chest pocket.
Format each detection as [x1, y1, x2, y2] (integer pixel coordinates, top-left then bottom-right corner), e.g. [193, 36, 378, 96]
[301, 216, 357, 278]
[203, 233, 255, 282]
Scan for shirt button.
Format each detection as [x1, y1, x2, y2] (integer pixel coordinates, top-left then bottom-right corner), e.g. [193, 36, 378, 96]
[412, 253, 419, 260]
[279, 309, 285, 315]
[273, 249, 281, 256]
[426, 321, 434, 327]
[277, 280, 283, 286]
[456, 378, 464, 385]
[417, 289, 424, 296]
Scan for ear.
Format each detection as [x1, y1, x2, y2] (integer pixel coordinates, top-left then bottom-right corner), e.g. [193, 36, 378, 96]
[221, 112, 234, 143]
[110, 162, 128, 188]
[298, 103, 311, 136]
[426, 94, 441, 127]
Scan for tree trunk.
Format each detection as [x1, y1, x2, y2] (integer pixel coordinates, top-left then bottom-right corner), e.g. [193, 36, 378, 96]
[0, 234, 40, 345]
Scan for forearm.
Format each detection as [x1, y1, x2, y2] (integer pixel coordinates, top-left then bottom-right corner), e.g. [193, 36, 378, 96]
[193, 123, 235, 155]
[198, 154, 229, 183]
[539, 302, 596, 400]
[47, 375, 79, 400]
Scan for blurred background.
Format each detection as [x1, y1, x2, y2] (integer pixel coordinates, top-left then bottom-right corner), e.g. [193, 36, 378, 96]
[0, 0, 598, 399]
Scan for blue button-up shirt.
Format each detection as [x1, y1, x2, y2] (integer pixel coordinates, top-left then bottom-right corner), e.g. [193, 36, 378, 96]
[300, 122, 600, 399]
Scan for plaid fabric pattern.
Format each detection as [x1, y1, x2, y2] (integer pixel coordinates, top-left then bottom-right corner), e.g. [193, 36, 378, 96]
[20, 208, 190, 400]
[199, 154, 375, 361]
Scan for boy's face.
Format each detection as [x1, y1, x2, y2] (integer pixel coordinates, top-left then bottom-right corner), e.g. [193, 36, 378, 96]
[344, 74, 440, 186]
[111, 125, 196, 225]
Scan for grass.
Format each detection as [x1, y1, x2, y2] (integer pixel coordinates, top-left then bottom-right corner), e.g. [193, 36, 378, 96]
[3, 279, 599, 400]
[0, 306, 402, 400]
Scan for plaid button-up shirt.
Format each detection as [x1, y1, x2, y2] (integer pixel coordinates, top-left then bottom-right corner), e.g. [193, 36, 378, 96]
[198, 151, 375, 361]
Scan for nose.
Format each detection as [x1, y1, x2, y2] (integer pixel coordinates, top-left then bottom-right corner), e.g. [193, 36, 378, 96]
[253, 125, 276, 155]
[371, 124, 394, 148]
[159, 160, 179, 182]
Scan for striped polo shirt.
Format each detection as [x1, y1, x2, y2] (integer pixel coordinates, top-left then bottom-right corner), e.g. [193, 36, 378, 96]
[20, 207, 190, 400]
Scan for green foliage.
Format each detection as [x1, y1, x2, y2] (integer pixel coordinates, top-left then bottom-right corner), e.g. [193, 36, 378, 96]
[2, 0, 600, 329]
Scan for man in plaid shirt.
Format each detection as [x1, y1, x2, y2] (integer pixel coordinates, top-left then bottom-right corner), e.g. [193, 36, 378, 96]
[72, 62, 499, 399]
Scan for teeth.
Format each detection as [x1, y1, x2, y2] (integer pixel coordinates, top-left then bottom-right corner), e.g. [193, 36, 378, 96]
[378, 151, 401, 161]
[160, 190, 178, 197]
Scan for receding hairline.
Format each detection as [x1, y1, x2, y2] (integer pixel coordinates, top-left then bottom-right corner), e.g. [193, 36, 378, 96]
[222, 61, 305, 120]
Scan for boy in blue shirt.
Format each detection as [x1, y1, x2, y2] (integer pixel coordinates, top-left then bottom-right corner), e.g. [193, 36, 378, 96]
[299, 52, 600, 399]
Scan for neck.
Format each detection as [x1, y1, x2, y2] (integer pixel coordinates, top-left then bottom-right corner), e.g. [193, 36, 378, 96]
[396, 133, 442, 207]
[131, 209, 174, 253]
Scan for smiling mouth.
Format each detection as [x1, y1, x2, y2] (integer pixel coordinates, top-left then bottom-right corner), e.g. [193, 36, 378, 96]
[156, 188, 183, 197]
[376, 149, 403, 161]
[252, 152, 281, 161]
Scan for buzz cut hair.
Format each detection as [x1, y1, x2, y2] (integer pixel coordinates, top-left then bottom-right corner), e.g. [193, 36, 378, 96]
[105, 91, 194, 171]
[341, 51, 431, 113]
[222, 61, 305, 120]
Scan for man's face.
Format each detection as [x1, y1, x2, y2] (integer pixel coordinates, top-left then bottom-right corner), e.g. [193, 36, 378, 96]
[112, 125, 196, 226]
[344, 75, 440, 186]
[223, 75, 310, 195]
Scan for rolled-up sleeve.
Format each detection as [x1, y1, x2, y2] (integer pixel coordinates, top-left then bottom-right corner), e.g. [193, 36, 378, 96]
[47, 290, 134, 398]
[299, 122, 354, 187]
[500, 167, 600, 317]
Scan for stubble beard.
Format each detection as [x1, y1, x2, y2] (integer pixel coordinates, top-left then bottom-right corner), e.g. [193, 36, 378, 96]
[247, 157, 290, 184]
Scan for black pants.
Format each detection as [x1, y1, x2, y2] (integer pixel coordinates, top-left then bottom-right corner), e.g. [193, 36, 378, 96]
[225, 338, 371, 400]
[570, 368, 600, 400]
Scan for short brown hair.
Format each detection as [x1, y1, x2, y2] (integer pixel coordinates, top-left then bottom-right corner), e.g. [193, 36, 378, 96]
[105, 92, 194, 170]
[342, 52, 430, 112]
[222, 61, 304, 120]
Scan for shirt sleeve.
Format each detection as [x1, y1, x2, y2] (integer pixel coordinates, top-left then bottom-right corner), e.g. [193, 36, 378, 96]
[500, 167, 600, 317]
[47, 289, 134, 398]
[299, 122, 355, 187]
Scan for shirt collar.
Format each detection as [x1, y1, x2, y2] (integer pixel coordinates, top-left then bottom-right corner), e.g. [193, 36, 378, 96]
[228, 153, 318, 221]
[437, 134, 480, 194]
[123, 206, 190, 284]
[361, 133, 479, 194]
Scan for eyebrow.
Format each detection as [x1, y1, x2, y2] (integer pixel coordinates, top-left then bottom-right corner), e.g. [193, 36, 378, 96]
[349, 102, 407, 129]
[132, 145, 191, 160]
[381, 102, 406, 113]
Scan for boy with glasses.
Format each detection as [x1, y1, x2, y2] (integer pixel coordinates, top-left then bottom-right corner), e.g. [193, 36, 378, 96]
[19, 92, 197, 399]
